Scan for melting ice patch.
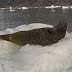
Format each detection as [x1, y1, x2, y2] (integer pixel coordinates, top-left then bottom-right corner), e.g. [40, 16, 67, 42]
[0, 23, 72, 72]
[0, 23, 53, 35]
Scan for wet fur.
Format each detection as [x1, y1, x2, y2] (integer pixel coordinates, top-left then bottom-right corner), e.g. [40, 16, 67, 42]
[0, 20, 68, 46]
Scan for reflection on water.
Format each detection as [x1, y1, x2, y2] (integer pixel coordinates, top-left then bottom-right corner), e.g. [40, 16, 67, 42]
[0, 8, 72, 32]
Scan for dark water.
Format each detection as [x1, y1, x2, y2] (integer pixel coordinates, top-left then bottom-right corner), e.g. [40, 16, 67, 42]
[0, 8, 72, 32]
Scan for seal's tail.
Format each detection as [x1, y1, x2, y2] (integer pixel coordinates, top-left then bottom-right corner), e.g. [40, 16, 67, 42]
[0, 35, 10, 41]
[0, 35, 3, 39]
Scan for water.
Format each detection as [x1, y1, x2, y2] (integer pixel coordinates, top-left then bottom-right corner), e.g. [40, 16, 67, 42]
[0, 8, 72, 32]
[0, 8, 72, 72]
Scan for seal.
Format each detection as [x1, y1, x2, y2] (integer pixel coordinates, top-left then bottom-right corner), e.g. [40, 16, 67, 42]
[0, 20, 68, 46]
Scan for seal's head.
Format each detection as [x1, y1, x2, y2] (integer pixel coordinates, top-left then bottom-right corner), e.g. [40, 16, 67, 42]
[53, 20, 68, 32]
[52, 20, 68, 41]
[58, 20, 68, 29]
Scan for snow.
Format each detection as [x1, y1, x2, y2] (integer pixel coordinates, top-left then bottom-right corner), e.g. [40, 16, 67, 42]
[0, 23, 72, 72]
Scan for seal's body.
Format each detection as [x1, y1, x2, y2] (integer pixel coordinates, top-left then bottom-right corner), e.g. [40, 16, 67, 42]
[0, 20, 68, 46]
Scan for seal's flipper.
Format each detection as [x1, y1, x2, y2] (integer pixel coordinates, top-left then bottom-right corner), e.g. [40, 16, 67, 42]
[46, 28, 55, 35]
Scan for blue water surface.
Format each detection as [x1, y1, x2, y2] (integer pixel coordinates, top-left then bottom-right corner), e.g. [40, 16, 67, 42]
[0, 8, 72, 32]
